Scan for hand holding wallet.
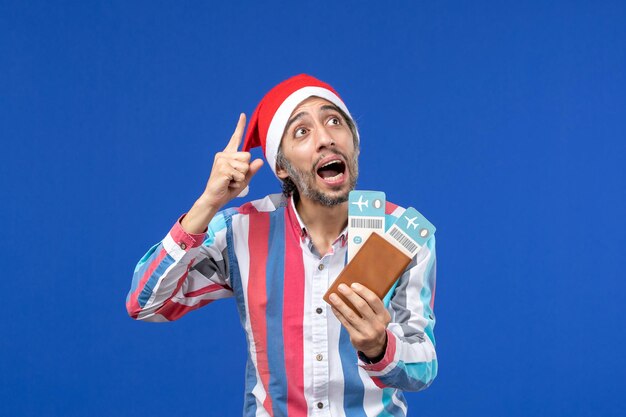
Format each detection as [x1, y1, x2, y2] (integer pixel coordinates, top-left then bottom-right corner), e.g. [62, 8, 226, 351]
[323, 232, 412, 313]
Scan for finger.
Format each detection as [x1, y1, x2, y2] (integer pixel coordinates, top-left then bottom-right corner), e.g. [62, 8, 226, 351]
[350, 283, 388, 317]
[329, 291, 365, 324]
[245, 159, 264, 182]
[214, 151, 251, 165]
[214, 156, 248, 178]
[228, 180, 247, 191]
[330, 305, 359, 334]
[228, 159, 251, 174]
[228, 151, 252, 163]
[224, 113, 246, 152]
[217, 164, 245, 184]
[227, 168, 246, 183]
[337, 284, 376, 320]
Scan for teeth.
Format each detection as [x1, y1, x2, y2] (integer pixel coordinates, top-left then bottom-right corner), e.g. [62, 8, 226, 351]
[323, 172, 344, 181]
[320, 159, 341, 169]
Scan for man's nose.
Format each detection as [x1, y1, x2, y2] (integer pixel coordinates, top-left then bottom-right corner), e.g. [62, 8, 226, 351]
[315, 125, 335, 151]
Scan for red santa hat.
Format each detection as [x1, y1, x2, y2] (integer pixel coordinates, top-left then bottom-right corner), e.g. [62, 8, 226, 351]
[243, 74, 358, 177]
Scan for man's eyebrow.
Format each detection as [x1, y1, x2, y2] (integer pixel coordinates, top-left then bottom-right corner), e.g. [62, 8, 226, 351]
[285, 111, 307, 133]
[320, 104, 342, 114]
[284, 104, 344, 133]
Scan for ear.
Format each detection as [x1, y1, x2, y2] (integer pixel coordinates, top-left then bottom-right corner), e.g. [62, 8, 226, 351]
[276, 164, 289, 180]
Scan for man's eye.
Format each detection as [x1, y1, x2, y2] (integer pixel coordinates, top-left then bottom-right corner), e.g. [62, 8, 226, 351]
[328, 117, 341, 126]
[294, 128, 307, 138]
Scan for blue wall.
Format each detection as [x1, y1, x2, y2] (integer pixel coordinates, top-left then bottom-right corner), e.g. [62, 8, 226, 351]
[1, 1, 625, 416]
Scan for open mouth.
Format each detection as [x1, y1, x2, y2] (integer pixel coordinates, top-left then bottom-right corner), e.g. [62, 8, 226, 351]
[316, 158, 346, 183]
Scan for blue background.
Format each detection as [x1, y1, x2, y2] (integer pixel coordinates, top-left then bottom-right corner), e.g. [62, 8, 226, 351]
[1, 1, 625, 416]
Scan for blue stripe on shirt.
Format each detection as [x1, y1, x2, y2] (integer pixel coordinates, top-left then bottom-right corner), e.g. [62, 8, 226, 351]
[136, 251, 175, 308]
[130, 242, 162, 294]
[224, 211, 246, 326]
[339, 326, 367, 417]
[243, 357, 259, 417]
[421, 236, 437, 343]
[225, 212, 258, 417]
[380, 388, 406, 416]
[378, 359, 438, 389]
[133, 242, 159, 274]
[266, 208, 288, 416]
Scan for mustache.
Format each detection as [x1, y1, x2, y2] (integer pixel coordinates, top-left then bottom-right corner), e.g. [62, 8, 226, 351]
[311, 151, 349, 172]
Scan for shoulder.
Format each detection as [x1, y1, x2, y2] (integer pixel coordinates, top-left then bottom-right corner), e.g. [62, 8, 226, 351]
[213, 193, 286, 224]
[206, 193, 286, 236]
[385, 200, 406, 219]
[385, 199, 437, 249]
[234, 193, 287, 215]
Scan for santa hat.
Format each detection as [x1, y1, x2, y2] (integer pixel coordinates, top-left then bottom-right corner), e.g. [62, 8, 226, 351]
[243, 74, 358, 177]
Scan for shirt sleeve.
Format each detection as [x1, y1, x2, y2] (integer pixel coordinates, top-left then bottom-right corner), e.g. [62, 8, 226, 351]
[358, 235, 438, 392]
[126, 211, 234, 322]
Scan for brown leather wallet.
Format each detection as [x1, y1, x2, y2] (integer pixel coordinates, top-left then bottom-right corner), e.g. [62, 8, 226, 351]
[323, 232, 412, 313]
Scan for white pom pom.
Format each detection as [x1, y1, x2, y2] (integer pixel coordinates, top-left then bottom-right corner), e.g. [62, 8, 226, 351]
[237, 185, 249, 198]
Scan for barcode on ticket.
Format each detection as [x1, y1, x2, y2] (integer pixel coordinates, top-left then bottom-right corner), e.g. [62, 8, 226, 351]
[389, 226, 419, 255]
[350, 218, 383, 229]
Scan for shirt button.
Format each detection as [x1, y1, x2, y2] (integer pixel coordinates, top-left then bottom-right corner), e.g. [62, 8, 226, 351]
[317, 402, 324, 409]
[179, 242, 187, 250]
[318, 264, 325, 271]
[316, 307, 323, 314]
[316, 354, 323, 361]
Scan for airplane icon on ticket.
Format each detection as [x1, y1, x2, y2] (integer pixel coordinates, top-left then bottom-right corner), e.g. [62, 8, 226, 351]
[351, 195, 369, 212]
[404, 216, 419, 230]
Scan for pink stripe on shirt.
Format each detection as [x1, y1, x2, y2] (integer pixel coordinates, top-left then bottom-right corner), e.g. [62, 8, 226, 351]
[247, 212, 274, 416]
[282, 206, 306, 415]
[127, 247, 170, 318]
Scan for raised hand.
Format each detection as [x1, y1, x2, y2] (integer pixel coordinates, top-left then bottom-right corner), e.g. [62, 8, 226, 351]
[200, 113, 264, 211]
[181, 114, 263, 234]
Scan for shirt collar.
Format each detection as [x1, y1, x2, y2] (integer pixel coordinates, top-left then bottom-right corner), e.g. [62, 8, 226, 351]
[287, 196, 348, 248]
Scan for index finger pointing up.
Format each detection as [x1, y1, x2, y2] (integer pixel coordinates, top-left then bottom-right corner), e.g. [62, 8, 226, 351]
[224, 113, 247, 152]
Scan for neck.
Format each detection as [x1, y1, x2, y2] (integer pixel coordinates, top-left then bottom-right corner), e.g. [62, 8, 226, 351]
[294, 193, 348, 254]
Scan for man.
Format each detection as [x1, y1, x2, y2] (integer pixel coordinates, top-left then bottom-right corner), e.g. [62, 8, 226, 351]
[127, 74, 437, 416]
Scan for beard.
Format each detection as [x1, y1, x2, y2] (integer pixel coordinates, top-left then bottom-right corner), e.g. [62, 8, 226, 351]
[280, 150, 359, 207]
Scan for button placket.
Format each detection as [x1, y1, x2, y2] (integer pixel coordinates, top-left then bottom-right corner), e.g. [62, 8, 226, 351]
[317, 243, 348, 415]
[311, 257, 329, 413]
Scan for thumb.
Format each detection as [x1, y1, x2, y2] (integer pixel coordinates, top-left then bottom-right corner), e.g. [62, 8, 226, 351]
[246, 159, 264, 182]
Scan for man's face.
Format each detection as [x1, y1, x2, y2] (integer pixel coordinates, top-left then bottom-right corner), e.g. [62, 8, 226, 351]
[276, 96, 359, 206]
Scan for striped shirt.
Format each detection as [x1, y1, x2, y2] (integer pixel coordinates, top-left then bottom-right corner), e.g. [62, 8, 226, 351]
[127, 194, 437, 417]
